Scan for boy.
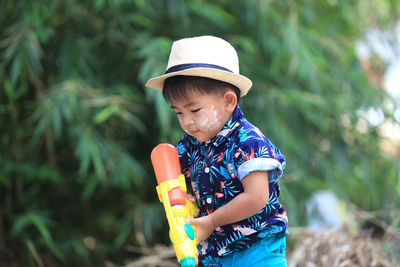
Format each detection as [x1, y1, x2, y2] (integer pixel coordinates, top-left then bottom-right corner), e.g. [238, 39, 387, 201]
[146, 36, 288, 266]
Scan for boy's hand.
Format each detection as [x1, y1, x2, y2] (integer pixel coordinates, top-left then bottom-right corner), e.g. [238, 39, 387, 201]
[186, 214, 215, 245]
[187, 194, 200, 218]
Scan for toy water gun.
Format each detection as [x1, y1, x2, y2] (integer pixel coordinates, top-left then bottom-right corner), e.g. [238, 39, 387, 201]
[150, 143, 199, 267]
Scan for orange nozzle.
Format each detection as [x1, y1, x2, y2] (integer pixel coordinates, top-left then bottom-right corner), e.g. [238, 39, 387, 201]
[151, 143, 182, 184]
[151, 143, 186, 206]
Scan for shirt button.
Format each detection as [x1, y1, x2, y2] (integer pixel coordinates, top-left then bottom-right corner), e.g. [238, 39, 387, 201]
[204, 167, 210, 173]
[206, 197, 212, 204]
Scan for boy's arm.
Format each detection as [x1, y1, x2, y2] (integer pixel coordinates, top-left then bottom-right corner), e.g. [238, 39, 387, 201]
[187, 171, 269, 244]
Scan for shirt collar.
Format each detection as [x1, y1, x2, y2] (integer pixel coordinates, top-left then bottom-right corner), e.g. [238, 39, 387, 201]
[184, 106, 244, 147]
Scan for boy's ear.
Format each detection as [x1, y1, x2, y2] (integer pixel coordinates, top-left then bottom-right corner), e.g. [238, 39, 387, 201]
[223, 91, 237, 112]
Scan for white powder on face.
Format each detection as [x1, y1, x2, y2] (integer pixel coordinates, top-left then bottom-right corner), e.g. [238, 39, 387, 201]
[176, 105, 224, 139]
[198, 105, 223, 132]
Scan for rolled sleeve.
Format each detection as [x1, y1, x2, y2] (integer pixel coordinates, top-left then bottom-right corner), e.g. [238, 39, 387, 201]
[237, 157, 283, 181]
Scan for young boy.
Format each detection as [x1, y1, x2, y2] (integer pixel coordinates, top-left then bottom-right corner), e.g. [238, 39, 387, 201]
[146, 36, 288, 267]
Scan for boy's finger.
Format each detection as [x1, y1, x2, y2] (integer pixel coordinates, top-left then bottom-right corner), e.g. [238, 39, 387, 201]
[186, 218, 200, 227]
[187, 194, 196, 202]
[194, 209, 200, 218]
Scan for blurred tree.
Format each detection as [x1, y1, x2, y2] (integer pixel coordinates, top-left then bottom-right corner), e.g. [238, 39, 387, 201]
[0, 0, 399, 266]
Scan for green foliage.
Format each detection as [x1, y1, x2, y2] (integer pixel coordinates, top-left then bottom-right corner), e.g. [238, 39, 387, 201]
[1, 0, 399, 265]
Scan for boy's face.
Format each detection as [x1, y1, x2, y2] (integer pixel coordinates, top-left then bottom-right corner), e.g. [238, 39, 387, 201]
[170, 90, 233, 143]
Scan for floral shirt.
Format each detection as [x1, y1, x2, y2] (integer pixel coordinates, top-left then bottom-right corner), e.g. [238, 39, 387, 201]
[176, 106, 288, 260]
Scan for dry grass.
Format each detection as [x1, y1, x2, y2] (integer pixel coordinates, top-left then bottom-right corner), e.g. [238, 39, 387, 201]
[122, 244, 179, 267]
[123, 207, 400, 267]
[287, 227, 398, 267]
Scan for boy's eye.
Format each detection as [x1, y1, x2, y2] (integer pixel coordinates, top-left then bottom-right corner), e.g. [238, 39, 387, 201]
[175, 112, 182, 115]
[191, 108, 201, 113]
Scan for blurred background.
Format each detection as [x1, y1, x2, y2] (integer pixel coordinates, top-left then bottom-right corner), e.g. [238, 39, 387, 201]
[1, 0, 399, 266]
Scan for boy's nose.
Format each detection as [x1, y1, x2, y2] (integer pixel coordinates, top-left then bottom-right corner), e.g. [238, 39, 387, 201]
[182, 116, 194, 127]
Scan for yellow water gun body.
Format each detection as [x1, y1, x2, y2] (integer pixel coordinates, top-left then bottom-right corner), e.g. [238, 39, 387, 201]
[151, 144, 198, 267]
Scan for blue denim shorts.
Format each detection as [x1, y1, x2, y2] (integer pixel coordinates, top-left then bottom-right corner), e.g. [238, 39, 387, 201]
[200, 233, 287, 267]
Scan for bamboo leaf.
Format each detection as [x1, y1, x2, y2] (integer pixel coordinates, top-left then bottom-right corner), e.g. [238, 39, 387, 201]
[94, 0, 106, 11]
[10, 52, 22, 86]
[25, 29, 43, 76]
[82, 175, 99, 199]
[93, 106, 113, 124]
[4, 78, 16, 101]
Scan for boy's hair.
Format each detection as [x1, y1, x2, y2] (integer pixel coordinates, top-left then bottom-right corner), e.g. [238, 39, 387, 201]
[162, 76, 241, 103]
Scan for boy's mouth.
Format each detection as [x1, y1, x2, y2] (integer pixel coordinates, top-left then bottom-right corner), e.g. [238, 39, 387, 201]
[187, 129, 200, 136]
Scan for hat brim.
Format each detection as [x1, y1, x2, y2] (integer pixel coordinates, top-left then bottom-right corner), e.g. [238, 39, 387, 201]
[145, 68, 252, 97]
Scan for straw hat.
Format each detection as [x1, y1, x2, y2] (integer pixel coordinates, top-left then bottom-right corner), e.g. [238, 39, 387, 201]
[145, 35, 252, 96]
